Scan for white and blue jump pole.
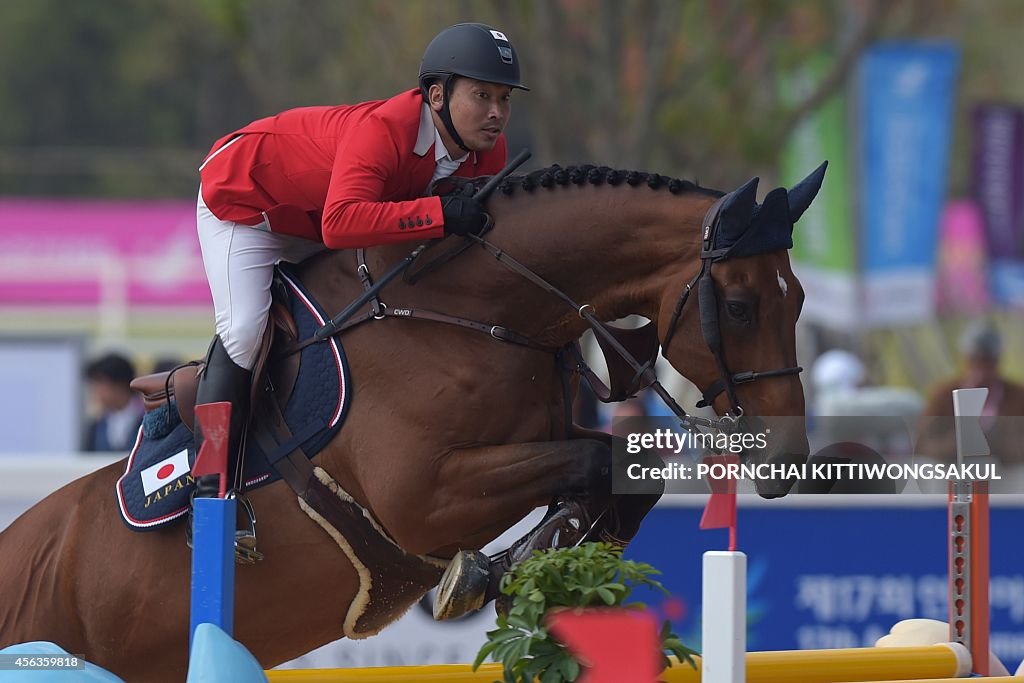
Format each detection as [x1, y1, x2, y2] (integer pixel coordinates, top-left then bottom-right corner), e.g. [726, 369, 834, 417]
[698, 455, 745, 683]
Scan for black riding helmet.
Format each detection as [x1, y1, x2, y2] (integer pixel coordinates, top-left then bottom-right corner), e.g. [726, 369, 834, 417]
[419, 23, 529, 152]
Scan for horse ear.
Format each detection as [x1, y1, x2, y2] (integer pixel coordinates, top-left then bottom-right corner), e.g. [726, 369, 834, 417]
[788, 161, 828, 224]
[718, 176, 759, 240]
[756, 187, 790, 226]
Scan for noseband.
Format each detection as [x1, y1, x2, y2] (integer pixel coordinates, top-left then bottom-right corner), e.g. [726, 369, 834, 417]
[661, 196, 803, 420]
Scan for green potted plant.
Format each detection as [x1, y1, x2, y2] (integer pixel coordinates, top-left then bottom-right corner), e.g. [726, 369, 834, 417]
[473, 542, 697, 683]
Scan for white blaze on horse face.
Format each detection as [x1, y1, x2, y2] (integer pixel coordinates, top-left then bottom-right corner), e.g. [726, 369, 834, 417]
[776, 269, 789, 297]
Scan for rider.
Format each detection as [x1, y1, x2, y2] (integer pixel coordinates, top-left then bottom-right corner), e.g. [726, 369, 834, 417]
[192, 23, 528, 504]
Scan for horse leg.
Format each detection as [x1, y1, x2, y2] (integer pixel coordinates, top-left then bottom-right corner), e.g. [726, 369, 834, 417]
[571, 426, 664, 547]
[363, 438, 613, 620]
[469, 426, 665, 576]
[425, 426, 665, 620]
[453, 427, 665, 619]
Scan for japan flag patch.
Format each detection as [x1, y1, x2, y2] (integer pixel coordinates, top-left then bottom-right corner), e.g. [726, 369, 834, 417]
[140, 449, 191, 496]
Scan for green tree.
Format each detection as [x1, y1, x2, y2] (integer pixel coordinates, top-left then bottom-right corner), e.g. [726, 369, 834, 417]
[2, 0, 1023, 197]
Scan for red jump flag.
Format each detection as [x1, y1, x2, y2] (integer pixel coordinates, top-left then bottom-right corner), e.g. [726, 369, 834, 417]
[547, 609, 661, 683]
[191, 402, 232, 499]
[699, 453, 739, 550]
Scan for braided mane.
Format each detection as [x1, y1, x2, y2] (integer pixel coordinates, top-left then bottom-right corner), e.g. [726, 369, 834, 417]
[487, 164, 721, 198]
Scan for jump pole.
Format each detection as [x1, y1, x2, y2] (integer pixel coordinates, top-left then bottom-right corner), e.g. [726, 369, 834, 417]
[948, 387, 990, 676]
[702, 550, 746, 683]
[189, 402, 237, 649]
[699, 454, 744, 683]
[265, 644, 972, 682]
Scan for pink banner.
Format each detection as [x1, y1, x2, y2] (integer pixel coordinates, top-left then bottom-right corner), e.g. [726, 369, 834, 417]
[935, 199, 991, 315]
[0, 199, 211, 307]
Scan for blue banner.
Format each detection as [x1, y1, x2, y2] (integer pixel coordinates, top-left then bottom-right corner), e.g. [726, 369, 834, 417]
[859, 43, 960, 326]
[626, 504, 1024, 673]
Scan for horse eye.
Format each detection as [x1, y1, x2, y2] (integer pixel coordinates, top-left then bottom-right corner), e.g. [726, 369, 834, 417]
[726, 301, 751, 322]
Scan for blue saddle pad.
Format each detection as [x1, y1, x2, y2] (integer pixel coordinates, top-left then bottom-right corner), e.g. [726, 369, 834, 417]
[116, 265, 351, 530]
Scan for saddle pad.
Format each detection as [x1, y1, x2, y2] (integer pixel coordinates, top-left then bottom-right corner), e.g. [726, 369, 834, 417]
[116, 265, 351, 530]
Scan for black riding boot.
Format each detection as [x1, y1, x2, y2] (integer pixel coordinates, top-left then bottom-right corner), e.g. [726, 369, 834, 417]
[189, 337, 263, 563]
[194, 336, 251, 497]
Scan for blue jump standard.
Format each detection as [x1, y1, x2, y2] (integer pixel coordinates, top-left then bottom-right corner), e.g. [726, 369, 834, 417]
[189, 496, 236, 649]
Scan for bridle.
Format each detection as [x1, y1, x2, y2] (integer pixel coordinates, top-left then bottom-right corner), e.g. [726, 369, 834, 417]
[660, 195, 803, 422]
[442, 195, 802, 434]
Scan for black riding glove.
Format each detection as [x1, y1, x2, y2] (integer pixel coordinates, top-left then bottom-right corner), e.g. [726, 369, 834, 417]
[441, 194, 488, 237]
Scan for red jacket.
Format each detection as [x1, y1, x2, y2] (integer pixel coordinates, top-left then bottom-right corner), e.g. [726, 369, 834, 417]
[198, 89, 507, 248]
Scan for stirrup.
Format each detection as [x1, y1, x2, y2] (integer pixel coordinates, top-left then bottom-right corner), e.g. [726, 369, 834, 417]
[185, 491, 265, 564]
[230, 491, 264, 564]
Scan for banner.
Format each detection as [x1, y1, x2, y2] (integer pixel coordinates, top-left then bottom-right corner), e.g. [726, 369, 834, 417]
[935, 200, 990, 315]
[627, 504, 1024, 671]
[859, 43, 960, 326]
[780, 54, 858, 331]
[0, 199, 208, 308]
[972, 105, 1024, 308]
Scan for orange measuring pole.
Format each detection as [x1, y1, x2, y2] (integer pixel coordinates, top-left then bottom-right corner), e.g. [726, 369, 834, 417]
[948, 388, 991, 676]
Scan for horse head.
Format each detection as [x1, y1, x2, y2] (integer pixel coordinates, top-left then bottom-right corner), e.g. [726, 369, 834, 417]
[657, 163, 827, 496]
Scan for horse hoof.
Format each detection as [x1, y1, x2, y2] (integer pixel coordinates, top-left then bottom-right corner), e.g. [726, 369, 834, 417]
[433, 550, 490, 620]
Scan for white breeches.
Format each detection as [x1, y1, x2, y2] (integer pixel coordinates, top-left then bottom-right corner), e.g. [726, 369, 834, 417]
[197, 189, 326, 369]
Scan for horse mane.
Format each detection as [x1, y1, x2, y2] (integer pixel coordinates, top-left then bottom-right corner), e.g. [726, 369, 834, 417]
[484, 164, 722, 198]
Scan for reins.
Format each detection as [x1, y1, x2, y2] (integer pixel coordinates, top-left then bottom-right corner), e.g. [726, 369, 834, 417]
[286, 155, 802, 436]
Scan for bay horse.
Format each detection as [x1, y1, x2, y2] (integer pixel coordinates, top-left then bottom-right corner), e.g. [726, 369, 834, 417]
[0, 162, 823, 681]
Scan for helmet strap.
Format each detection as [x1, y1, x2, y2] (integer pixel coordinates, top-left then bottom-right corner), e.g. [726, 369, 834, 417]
[438, 76, 471, 153]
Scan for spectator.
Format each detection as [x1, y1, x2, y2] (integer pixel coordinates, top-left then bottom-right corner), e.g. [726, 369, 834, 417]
[82, 352, 144, 452]
[810, 348, 866, 412]
[809, 348, 921, 456]
[916, 321, 1024, 463]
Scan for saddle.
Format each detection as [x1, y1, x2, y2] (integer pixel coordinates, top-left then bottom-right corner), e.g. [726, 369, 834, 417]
[119, 265, 350, 534]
